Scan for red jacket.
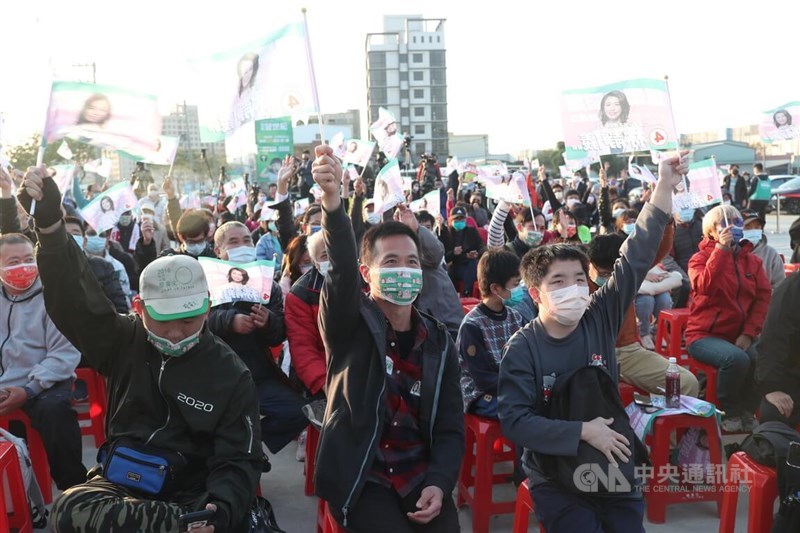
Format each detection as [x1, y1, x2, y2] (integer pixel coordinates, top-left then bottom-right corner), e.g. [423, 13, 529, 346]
[284, 269, 326, 395]
[685, 237, 772, 347]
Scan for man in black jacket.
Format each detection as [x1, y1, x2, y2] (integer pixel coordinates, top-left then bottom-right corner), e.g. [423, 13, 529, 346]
[207, 221, 307, 457]
[18, 166, 261, 533]
[313, 145, 464, 531]
[439, 205, 485, 296]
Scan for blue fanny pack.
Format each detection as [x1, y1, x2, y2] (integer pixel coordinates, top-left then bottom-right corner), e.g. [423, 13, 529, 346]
[98, 438, 188, 497]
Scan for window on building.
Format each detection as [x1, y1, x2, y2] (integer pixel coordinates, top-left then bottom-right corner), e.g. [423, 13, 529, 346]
[400, 71, 408, 82]
[432, 140, 448, 156]
[414, 107, 425, 117]
[431, 105, 447, 121]
[412, 53, 423, 63]
[412, 36, 417, 43]
[430, 51, 445, 67]
[428, 36, 433, 43]
[413, 89, 424, 99]
[414, 125, 425, 135]
[437, 35, 441, 43]
[430, 69, 446, 86]
[370, 106, 381, 123]
[369, 70, 387, 86]
[399, 53, 407, 64]
[416, 142, 427, 156]
[412, 71, 424, 81]
[368, 51, 386, 69]
[370, 88, 388, 104]
[400, 107, 410, 119]
[430, 87, 446, 103]
[400, 89, 409, 100]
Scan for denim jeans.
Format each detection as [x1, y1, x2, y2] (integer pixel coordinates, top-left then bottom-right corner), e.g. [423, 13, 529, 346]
[634, 292, 673, 337]
[687, 336, 759, 416]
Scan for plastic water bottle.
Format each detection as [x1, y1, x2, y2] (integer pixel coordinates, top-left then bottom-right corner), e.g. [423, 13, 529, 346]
[666, 357, 681, 409]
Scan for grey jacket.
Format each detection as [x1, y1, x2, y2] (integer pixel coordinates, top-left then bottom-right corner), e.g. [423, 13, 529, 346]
[416, 226, 464, 337]
[752, 237, 786, 290]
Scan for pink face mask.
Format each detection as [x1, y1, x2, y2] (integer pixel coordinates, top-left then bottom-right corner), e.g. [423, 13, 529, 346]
[566, 226, 577, 238]
[0, 264, 38, 291]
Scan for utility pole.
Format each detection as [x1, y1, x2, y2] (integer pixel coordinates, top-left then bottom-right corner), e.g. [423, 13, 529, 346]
[182, 101, 195, 183]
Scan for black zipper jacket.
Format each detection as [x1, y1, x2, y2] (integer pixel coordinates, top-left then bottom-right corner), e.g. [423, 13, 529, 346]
[316, 204, 464, 524]
[36, 223, 261, 532]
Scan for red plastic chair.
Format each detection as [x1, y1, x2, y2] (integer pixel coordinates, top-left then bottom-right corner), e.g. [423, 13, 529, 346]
[785, 263, 800, 277]
[460, 297, 481, 314]
[304, 425, 320, 497]
[0, 411, 52, 504]
[74, 367, 107, 447]
[476, 227, 488, 245]
[0, 441, 33, 533]
[644, 413, 723, 523]
[719, 451, 779, 533]
[688, 359, 720, 408]
[654, 308, 690, 364]
[511, 479, 546, 533]
[317, 499, 345, 533]
[457, 414, 517, 533]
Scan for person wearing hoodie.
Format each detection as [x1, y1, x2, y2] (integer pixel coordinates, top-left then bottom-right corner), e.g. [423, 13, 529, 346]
[741, 209, 785, 290]
[207, 221, 307, 461]
[685, 205, 772, 433]
[0, 232, 85, 491]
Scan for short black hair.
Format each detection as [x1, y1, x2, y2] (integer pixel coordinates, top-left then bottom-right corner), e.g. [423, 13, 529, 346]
[587, 234, 625, 270]
[0, 233, 34, 253]
[360, 221, 420, 267]
[64, 216, 85, 236]
[515, 207, 542, 226]
[478, 250, 521, 297]
[176, 209, 210, 239]
[416, 211, 435, 227]
[754, 163, 764, 173]
[520, 244, 590, 289]
[303, 204, 322, 225]
[565, 189, 580, 198]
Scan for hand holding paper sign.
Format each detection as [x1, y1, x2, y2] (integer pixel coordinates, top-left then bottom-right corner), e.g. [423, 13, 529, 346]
[17, 166, 63, 230]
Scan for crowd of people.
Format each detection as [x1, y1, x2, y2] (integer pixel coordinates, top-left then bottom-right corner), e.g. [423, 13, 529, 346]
[0, 143, 797, 533]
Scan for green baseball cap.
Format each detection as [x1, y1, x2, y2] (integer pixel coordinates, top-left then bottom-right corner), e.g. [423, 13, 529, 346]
[140, 255, 209, 321]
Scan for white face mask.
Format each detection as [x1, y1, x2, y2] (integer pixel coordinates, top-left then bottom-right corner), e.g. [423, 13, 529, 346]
[365, 212, 381, 225]
[226, 245, 257, 264]
[541, 284, 591, 327]
[317, 260, 330, 276]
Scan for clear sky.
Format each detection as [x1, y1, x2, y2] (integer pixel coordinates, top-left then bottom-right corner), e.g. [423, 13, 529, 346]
[3, 0, 800, 157]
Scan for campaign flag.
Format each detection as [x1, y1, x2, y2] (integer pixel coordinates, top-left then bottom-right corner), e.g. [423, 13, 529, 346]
[226, 190, 248, 213]
[564, 154, 599, 171]
[345, 165, 360, 183]
[485, 172, 532, 207]
[673, 159, 722, 212]
[759, 102, 800, 144]
[460, 162, 479, 184]
[409, 189, 441, 213]
[562, 78, 678, 160]
[649, 149, 682, 164]
[223, 178, 246, 198]
[255, 117, 293, 186]
[342, 139, 376, 167]
[80, 182, 139, 233]
[120, 135, 180, 166]
[43, 81, 161, 153]
[441, 155, 459, 177]
[369, 107, 404, 159]
[294, 198, 310, 217]
[373, 159, 405, 214]
[259, 204, 277, 221]
[330, 131, 347, 159]
[49, 164, 75, 195]
[192, 22, 317, 142]
[628, 156, 657, 184]
[198, 257, 276, 306]
[180, 192, 202, 210]
[57, 141, 73, 160]
[84, 158, 112, 179]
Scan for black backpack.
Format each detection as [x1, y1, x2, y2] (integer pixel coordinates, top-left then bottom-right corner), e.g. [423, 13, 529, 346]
[523, 330, 649, 494]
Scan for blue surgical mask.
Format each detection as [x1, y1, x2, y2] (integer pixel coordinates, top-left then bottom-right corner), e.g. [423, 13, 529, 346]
[184, 242, 207, 257]
[612, 208, 625, 219]
[730, 226, 744, 245]
[502, 285, 525, 307]
[623, 223, 636, 235]
[85, 236, 106, 255]
[594, 276, 609, 287]
[365, 212, 381, 225]
[310, 225, 322, 234]
[452, 220, 467, 231]
[227, 245, 257, 264]
[267, 222, 277, 233]
[742, 229, 762, 244]
[71, 234, 85, 250]
[678, 208, 695, 223]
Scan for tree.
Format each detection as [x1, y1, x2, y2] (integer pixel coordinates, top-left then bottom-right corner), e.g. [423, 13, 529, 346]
[6, 135, 96, 170]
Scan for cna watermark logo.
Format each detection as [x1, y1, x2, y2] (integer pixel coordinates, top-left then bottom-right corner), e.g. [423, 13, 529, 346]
[573, 463, 632, 493]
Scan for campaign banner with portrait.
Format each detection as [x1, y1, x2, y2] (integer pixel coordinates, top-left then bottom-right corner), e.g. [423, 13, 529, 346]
[370, 107, 404, 159]
[255, 117, 293, 186]
[373, 159, 405, 214]
[562, 78, 679, 160]
[119, 135, 180, 166]
[759, 102, 800, 144]
[80, 182, 139, 234]
[342, 139, 376, 168]
[672, 159, 722, 212]
[484, 172, 532, 207]
[628, 156, 657, 184]
[192, 22, 316, 142]
[49, 164, 75, 195]
[409, 189, 441, 213]
[198, 257, 276, 306]
[44, 81, 161, 154]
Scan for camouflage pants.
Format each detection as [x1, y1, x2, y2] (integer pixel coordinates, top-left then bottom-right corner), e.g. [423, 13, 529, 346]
[52, 476, 188, 533]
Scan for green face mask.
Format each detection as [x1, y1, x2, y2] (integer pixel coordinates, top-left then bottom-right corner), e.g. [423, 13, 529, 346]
[146, 324, 203, 357]
[373, 267, 423, 306]
[502, 285, 526, 307]
[452, 220, 466, 231]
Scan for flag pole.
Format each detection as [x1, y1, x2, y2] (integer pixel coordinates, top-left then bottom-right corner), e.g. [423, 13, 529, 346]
[167, 136, 180, 177]
[301, 8, 325, 145]
[663, 74, 689, 197]
[30, 135, 48, 215]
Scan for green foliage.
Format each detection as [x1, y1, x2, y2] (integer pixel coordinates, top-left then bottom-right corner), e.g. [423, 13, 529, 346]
[6, 135, 95, 170]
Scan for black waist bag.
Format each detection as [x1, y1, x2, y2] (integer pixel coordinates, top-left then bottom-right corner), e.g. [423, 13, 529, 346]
[98, 438, 188, 498]
[535, 365, 649, 494]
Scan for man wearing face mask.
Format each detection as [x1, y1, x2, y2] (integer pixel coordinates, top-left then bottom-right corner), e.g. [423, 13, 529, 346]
[313, 144, 464, 531]
[457, 250, 526, 419]
[18, 166, 262, 533]
[741, 209, 785, 290]
[207, 221, 307, 460]
[64, 217, 129, 313]
[0, 232, 85, 493]
[498, 152, 690, 532]
[440, 206, 485, 296]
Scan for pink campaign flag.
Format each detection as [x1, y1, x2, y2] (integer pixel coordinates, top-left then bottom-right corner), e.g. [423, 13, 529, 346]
[370, 107, 404, 159]
[342, 139, 376, 168]
[44, 81, 161, 153]
[759, 102, 800, 144]
[673, 159, 722, 212]
[80, 182, 139, 234]
[373, 159, 406, 214]
[198, 257, 276, 306]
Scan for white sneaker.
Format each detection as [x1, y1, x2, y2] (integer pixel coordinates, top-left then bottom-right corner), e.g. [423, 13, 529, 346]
[641, 335, 655, 351]
[296, 429, 307, 462]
